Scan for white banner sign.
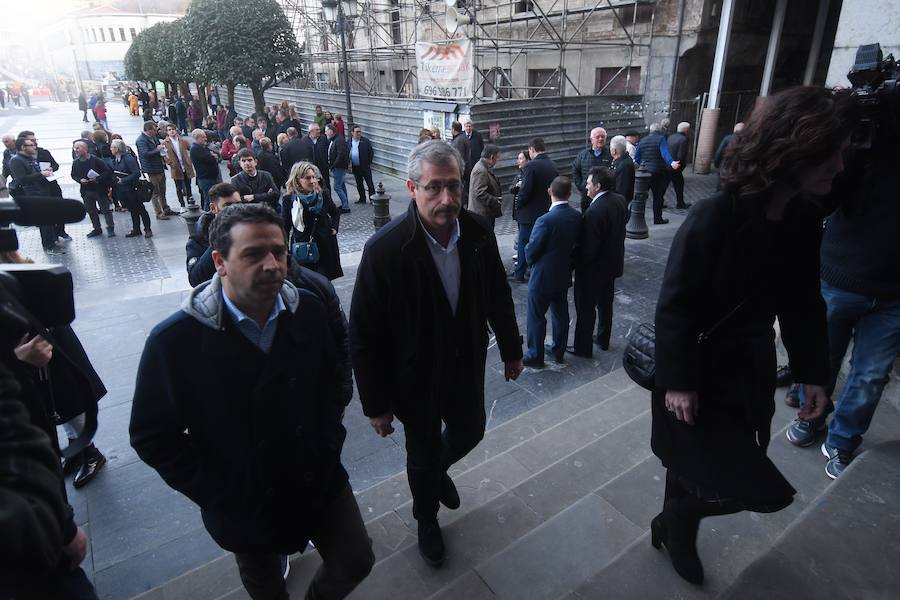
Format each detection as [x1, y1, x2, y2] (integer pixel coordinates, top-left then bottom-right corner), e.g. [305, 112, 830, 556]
[416, 38, 473, 99]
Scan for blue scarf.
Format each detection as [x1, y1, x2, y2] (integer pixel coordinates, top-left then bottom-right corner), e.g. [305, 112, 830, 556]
[296, 191, 323, 215]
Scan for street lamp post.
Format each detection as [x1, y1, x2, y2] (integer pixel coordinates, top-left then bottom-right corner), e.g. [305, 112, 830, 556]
[322, 0, 357, 126]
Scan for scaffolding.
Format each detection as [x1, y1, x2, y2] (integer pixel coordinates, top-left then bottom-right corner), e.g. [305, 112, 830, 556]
[277, 0, 658, 103]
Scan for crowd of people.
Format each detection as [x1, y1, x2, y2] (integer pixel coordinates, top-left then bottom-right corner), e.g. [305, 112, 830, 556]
[3, 84, 898, 600]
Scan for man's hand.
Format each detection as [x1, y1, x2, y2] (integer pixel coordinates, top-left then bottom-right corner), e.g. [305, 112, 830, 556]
[504, 359, 524, 381]
[670, 161, 682, 170]
[14, 334, 53, 367]
[370, 413, 395, 437]
[244, 194, 255, 202]
[798, 384, 829, 421]
[665, 389, 699, 425]
[156, 144, 165, 151]
[62, 527, 88, 570]
[41, 169, 53, 177]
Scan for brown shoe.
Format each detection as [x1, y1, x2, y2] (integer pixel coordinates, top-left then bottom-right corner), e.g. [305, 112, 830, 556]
[156, 214, 170, 220]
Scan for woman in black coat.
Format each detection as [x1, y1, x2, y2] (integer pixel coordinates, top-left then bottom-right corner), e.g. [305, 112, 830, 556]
[650, 87, 853, 584]
[282, 161, 343, 281]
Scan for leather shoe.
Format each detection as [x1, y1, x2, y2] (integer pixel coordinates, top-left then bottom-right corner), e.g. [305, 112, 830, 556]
[354, 199, 367, 204]
[545, 345, 565, 364]
[676, 203, 692, 209]
[440, 473, 460, 510]
[61, 449, 82, 477]
[654, 218, 670, 225]
[339, 208, 351, 214]
[73, 447, 107, 489]
[417, 520, 445, 567]
[522, 356, 545, 368]
[567, 346, 592, 358]
[507, 274, 525, 283]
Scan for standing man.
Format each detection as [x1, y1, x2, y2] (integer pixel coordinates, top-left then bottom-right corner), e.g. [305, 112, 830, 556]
[308, 123, 331, 190]
[634, 123, 676, 225]
[136, 121, 178, 220]
[175, 97, 188, 135]
[230, 148, 280, 210]
[7, 137, 66, 254]
[463, 120, 484, 207]
[350, 140, 523, 567]
[522, 176, 582, 367]
[190, 129, 221, 211]
[714, 122, 745, 190]
[512, 138, 558, 283]
[571, 127, 613, 212]
[325, 123, 351, 213]
[349, 125, 375, 204]
[449, 122, 469, 206]
[71, 141, 115, 238]
[256, 137, 286, 191]
[78, 92, 89, 122]
[610, 135, 635, 203]
[314, 105, 327, 130]
[624, 131, 640, 159]
[467, 144, 502, 228]
[131, 203, 374, 600]
[571, 167, 628, 356]
[19, 130, 70, 243]
[667, 122, 691, 208]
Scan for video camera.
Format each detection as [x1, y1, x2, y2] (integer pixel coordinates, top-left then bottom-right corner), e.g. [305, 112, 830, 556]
[846, 43, 899, 151]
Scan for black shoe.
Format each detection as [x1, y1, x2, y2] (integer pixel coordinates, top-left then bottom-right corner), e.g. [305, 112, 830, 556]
[417, 520, 445, 567]
[776, 365, 793, 387]
[340, 208, 351, 214]
[654, 218, 670, 225]
[355, 199, 366, 204]
[522, 356, 545, 368]
[507, 273, 525, 283]
[125, 230, 142, 238]
[86, 229, 102, 238]
[594, 338, 610, 351]
[107, 229, 116, 238]
[567, 346, 592, 358]
[73, 447, 107, 489]
[59, 233, 73, 241]
[163, 208, 178, 216]
[61, 443, 82, 477]
[676, 203, 692, 209]
[440, 473, 461, 510]
[545, 345, 565, 364]
[651, 509, 703, 585]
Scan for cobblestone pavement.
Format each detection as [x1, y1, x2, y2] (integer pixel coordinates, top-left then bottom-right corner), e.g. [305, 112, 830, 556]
[4, 100, 719, 598]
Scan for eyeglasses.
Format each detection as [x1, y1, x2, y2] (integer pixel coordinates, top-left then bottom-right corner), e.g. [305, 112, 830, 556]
[417, 180, 462, 197]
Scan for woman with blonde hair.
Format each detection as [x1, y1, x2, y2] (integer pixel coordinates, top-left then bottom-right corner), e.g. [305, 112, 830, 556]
[281, 161, 343, 280]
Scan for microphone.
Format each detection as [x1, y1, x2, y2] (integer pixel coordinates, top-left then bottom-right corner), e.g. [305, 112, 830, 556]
[0, 196, 87, 226]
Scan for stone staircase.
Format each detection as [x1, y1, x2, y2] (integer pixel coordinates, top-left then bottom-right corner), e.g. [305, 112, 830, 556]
[134, 367, 900, 600]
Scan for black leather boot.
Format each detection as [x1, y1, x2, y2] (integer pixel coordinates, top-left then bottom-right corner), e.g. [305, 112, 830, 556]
[74, 444, 107, 489]
[650, 501, 704, 585]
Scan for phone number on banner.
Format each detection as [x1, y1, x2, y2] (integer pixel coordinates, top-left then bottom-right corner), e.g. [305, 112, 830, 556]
[421, 85, 467, 98]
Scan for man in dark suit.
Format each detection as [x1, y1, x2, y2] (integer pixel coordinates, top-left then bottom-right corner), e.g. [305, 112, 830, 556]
[522, 176, 582, 367]
[279, 131, 308, 174]
[255, 137, 285, 190]
[307, 123, 331, 190]
[463, 120, 484, 208]
[349, 124, 375, 203]
[667, 122, 691, 208]
[350, 140, 523, 568]
[512, 137, 558, 282]
[610, 135, 635, 203]
[572, 167, 628, 356]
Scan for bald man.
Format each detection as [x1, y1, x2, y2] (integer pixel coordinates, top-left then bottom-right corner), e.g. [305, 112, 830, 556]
[572, 127, 613, 212]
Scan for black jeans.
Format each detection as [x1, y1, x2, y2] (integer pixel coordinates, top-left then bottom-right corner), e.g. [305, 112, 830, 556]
[402, 397, 486, 522]
[670, 170, 686, 207]
[573, 274, 615, 354]
[82, 189, 114, 232]
[123, 192, 151, 232]
[352, 165, 375, 201]
[649, 172, 669, 220]
[174, 177, 194, 205]
[233, 483, 373, 600]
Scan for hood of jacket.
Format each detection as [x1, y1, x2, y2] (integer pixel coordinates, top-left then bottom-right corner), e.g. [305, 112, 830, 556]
[181, 274, 300, 331]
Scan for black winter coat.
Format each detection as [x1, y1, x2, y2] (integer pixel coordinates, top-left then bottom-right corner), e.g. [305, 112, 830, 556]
[612, 154, 635, 203]
[129, 275, 351, 554]
[281, 190, 343, 281]
[350, 203, 523, 424]
[516, 153, 558, 225]
[652, 192, 829, 505]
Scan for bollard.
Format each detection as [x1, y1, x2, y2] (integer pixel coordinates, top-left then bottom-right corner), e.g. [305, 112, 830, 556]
[181, 202, 203, 236]
[625, 166, 651, 240]
[371, 182, 391, 230]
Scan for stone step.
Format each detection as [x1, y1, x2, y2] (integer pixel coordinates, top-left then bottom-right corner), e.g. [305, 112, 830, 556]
[566, 395, 900, 600]
[135, 366, 642, 600]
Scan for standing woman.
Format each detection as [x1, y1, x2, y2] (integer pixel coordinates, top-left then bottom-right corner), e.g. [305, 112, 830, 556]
[282, 161, 343, 281]
[650, 87, 853, 584]
[111, 139, 152, 238]
[94, 98, 108, 131]
[163, 124, 196, 208]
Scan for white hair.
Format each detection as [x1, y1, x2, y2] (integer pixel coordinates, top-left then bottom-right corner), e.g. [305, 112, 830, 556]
[648, 123, 661, 133]
[408, 139, 463, 182]
[190, 129, 206, 141]
[308, 123, 320, 132]
[610, 135, 627, 154]
[110, 139, 127, 153]
[660, 117, 670, 128]
[677, 121, 690, 133]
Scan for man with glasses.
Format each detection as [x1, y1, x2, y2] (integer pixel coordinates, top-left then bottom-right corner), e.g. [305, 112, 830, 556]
[7, 136, 68, 254]
[350, 140, 524, 568]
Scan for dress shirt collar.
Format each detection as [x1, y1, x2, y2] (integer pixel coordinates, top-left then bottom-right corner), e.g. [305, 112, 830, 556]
[550, 199, 569, 209]
[418, 212, 460, 253]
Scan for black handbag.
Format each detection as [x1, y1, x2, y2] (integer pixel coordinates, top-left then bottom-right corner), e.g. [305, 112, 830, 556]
[622, 300, 747, 392]
[135, 178, 153, 203]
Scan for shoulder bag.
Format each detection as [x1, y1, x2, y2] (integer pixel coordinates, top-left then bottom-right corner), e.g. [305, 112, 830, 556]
[290, 205, 320, 266]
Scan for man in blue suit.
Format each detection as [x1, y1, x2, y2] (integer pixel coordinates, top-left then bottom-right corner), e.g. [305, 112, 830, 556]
[522, 176, 582, 367]
[512, 137, 558, 282]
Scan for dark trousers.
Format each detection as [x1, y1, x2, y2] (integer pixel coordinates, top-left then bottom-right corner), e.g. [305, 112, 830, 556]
[573, 274, 615, 354]
[174, 177, 194, 205]
[525, 288, 569, 362]
[11, 566, 99, 600]
[649, 172, 669, 221]
[82, 189, 114, 232]
[234, 483, 374, 600]
[514, 223, 534, 279]
[402, 400, 486, 522]
[352, 165, 375, 201]
[197, 176, 218, 211]
[670, 170, 686, 207]
[123, 193, 151, 232]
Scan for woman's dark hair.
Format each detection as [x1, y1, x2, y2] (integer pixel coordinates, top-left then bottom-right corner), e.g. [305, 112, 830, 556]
[209, 203, 285, 259]
[721, 86, 855, 199]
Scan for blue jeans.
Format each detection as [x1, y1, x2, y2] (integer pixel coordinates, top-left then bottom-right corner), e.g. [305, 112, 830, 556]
[525, 289, 569, 362]
[332, 168, 349, 209]
[514, 223, 534, 279]
[818, 280, 900, 453]
[197, 177, 218, 211]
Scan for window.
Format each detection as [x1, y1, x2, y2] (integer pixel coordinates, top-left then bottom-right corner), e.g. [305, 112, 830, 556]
[390, 0, 401, 45]
[99, 28, 105, 42]
[341, 69, 366, 92]
[119, 27, 126, 41]
[109, 28, 115, 42]
[616, 3, 654, 25]
[528, 69, 562, 98]
[480, 67, 512, 99]
[594, 66, 641, 95]
[393, 69, 413, 97]
[315, 72, 329, 91]
[130, 27, 137, 39]
[514, 0, 534, 13]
